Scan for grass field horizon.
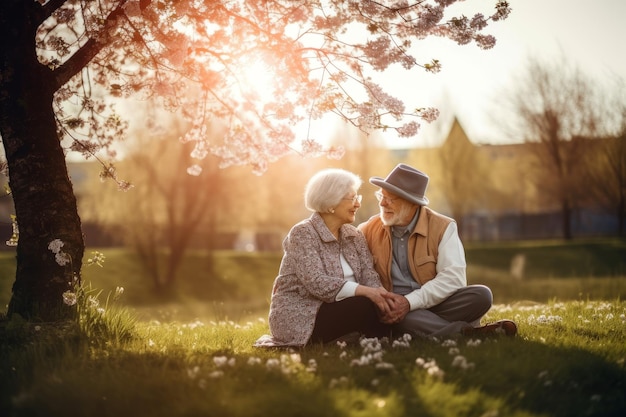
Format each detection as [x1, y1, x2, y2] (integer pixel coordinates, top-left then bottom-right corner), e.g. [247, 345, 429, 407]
[5, 237, 623, 322]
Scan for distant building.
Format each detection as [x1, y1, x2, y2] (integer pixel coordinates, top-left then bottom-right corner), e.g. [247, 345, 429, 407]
[394, 117, 620, 240]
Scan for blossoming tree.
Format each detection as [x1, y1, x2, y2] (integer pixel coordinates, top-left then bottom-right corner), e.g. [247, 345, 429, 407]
[0, 0, 510, 320]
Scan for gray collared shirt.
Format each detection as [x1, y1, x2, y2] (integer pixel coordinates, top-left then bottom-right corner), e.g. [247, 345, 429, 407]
[390, 209, 421, 295]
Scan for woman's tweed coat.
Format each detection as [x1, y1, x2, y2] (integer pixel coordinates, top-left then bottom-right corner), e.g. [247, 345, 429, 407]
[265, 212, 383, 346]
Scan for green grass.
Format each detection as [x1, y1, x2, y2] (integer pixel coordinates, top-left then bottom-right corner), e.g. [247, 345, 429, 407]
[1, 300, 624, 417]
[465, 237, 626, 279]
[464, 237, 626, 304]
[0, 239, 625, 416]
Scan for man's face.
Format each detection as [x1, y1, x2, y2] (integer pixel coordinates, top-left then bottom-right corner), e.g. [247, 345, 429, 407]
[375, 189, 418, 227]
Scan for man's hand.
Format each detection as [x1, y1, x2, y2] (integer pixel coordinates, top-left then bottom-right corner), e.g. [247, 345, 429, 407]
[380, 292, 410, 324]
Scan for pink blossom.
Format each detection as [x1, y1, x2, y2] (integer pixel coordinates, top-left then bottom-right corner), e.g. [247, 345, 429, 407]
[420, 107, 440, 123]
[187, 165, 203, 176]
[397, 121, 420, 137]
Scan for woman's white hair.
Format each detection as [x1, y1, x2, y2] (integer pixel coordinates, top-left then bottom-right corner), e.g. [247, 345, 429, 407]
[304, 168, 362, 213]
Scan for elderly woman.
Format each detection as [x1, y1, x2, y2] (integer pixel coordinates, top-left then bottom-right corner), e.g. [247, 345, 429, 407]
[255, 168, 391, 347]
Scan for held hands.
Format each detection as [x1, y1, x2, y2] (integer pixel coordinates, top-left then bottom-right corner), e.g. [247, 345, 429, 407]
[380, 292, 410, 324]
[355, 285, 410, 324]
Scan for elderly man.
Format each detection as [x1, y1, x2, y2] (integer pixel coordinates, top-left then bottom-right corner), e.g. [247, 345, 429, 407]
[358, 163, 517, 338]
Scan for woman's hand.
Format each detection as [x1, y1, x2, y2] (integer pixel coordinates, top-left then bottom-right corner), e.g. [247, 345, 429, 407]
[355, 285, 391, 317]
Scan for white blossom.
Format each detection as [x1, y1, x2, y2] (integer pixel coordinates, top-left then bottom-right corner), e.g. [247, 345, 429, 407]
[48, 239, 64, 254]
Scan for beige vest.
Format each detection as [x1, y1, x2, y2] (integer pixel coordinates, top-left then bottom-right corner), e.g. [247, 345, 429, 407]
[358, 206, 453, 290]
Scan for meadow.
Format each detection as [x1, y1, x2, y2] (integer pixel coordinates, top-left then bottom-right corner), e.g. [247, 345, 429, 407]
[1, 238, 625, 417]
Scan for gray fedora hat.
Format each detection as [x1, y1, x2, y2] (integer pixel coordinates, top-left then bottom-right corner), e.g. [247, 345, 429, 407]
[370, 163, 430, 206]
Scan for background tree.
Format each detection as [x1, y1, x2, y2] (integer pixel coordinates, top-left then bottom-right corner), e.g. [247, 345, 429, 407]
[0, 0, 511, 320]
[581, 79, 626, 236]
[82, 117, 222, 293]
[497, 56, 603, 240]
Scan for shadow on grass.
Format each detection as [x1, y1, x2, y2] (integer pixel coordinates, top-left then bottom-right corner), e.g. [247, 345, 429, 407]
[1, 320, 625, 417]
[424, 338, 626, 417]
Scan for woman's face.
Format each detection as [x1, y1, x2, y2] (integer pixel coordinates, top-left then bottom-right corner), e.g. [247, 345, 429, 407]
[332, 191, 362, 224]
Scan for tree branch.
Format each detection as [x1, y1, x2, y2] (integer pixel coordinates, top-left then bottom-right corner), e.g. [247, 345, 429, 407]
[52, 0, 154, 89]
[38, 0, 67, 23]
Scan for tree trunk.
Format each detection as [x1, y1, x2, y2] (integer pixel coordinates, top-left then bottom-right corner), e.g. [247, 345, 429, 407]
[1, 1, 84, 320]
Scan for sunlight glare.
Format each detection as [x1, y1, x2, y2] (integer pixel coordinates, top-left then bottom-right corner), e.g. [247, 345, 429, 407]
[238, 58, 276, 104]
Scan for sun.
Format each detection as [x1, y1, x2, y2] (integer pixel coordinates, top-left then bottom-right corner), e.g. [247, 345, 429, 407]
[235, 57, 277, 106]
[222, 50, 346, 155]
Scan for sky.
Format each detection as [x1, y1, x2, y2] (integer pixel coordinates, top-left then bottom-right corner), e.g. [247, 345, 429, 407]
[377, 0, 626, 147]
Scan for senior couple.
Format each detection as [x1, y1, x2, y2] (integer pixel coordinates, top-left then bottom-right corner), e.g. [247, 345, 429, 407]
[254, 164, 517, 347]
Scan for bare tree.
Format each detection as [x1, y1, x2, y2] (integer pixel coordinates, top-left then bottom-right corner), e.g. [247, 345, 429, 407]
[582, 79, 626, 235]
[82, 117, 222, 292]
[0, 0, 511, 320]
[594, 133, 626, 235]
[129, 142, 220, 292]
[498, 56, 603, 239]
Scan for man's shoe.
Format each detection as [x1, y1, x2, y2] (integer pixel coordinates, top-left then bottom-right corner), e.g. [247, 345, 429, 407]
[463, 319, 517, 337]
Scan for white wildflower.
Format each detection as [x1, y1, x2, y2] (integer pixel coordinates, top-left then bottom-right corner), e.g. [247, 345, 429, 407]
[329, 376, 349, 389]
[114, 286, 124, 299]
[451, 355, 475, 370]
[87, 296, 99, 309]
[426, 365, 445, 380]
[87, 251, 106, 267]
[62, 291, 77, 306]
[187, 366, 200, 379]
[282, 353, 301, 365]
[466, 339, 482, 347]
[360, 337, 383, 354]
[306, 359, 317, 373]
[265, 358, 280, 370]
[374, 362, 395, 371]
[392, 333, 412, 348]
[247, 357, 262, 366]
[213, 356, 229, 367]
